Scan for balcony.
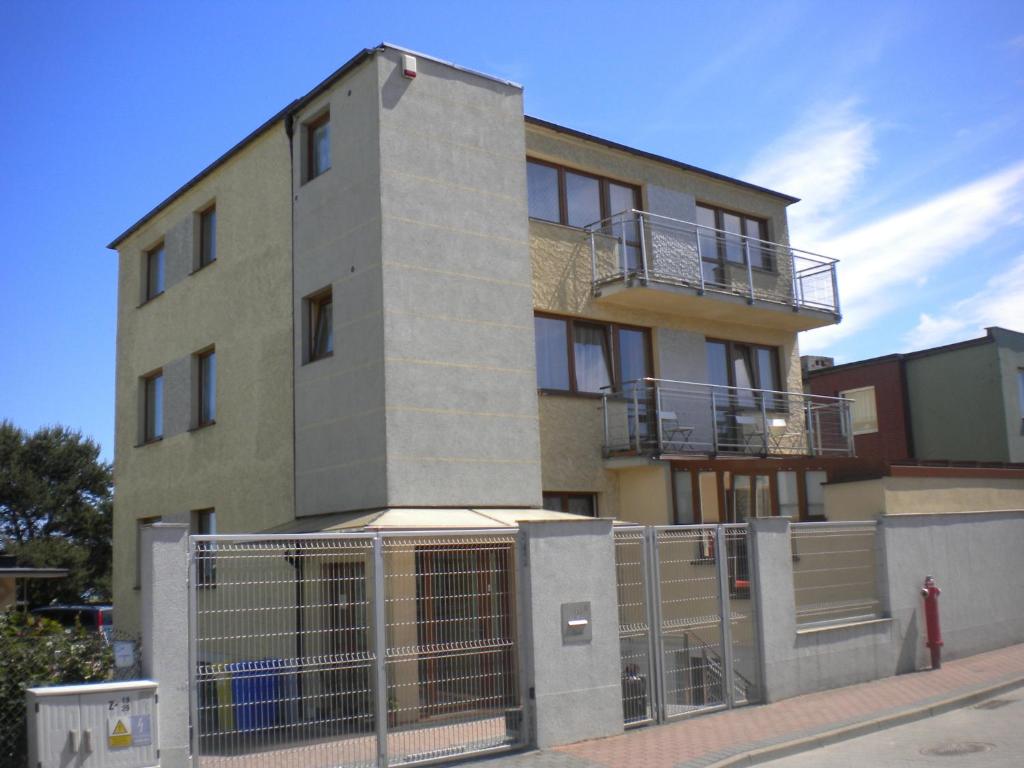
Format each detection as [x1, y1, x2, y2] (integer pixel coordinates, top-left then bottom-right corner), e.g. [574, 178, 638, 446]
[603, 378, 854, 459]
[586, 211, 840, 330]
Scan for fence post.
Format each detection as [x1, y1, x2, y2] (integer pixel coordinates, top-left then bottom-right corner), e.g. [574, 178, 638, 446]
[746, 517, 796, 703]
[645, 527, 666, 723]
[714, 526, 736, 709]
[518, 519, 622, 748]
[140, 522, 190, 768]
[372, 535, 389, 767]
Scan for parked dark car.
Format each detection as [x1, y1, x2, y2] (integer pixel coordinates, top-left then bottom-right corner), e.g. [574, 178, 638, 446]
[31, 605, 113, 641]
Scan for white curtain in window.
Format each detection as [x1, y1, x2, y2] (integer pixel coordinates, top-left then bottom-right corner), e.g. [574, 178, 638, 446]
[573, 324, 612, 393]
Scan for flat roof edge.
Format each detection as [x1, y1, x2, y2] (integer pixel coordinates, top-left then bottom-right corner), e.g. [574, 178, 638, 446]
[525, 115, 801, 205]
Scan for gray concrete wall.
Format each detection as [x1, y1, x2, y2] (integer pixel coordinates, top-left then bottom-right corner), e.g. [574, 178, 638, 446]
[518, 519, 623, 748]
[905, 341, 1007, 462]
[879, 511, 1024, 670]
[140, 523, 190, 768]
[376, 49, 542, 507]
[749, 517, 899, 702]
[292, 57, 388, 516]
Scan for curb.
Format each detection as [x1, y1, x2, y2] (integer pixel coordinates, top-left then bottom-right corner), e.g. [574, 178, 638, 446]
[703, 676, 1024, 768]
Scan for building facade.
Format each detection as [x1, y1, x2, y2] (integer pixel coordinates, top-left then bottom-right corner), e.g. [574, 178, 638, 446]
[805, 326, 1024, 464]
[110, 45, 853, 629]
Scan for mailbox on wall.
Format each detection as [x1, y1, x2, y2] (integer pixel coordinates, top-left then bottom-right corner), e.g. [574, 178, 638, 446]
[26, 680, 158, 768]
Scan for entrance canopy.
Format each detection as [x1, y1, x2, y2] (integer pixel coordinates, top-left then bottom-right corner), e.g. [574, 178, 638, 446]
[263, 507, 611, 533]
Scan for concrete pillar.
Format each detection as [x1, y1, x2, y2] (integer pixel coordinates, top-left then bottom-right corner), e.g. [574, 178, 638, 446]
[517, 519, 623, 749]
[140, 522, 191, 767]
[747, 517, 796, 702]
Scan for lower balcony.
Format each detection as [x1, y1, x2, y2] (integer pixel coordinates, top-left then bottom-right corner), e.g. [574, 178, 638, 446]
[603, 378, 854, 459]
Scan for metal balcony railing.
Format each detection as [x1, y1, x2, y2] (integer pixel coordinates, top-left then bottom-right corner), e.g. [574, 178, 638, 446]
[602, 378, 854, 458]
[586, 210, 840, 316]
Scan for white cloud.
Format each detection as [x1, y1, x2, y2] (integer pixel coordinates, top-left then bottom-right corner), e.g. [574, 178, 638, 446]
[904, 254, 1024, 348]
[745, 100, 874, 242]
[799, 160, 1024, 353]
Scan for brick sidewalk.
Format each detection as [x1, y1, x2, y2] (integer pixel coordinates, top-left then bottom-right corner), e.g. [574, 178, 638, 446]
[480, 644, 1024, 768]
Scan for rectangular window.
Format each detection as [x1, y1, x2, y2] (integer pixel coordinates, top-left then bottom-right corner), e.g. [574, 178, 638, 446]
[192, 509, 216, 587]
[196, 349, 216, 427]
[777, 471, 799, 519]
[135, 515, 162, 588]
[805, 471, 827, 519]
[535, 314, 651, 394]
[526, 159, 640, 228]
[695, 204, 771, 271]
[672, 470, 695, 524]
[542, 492, 597, 517]
[198, 205, 217, 267]
[706, 339, 783, 408]
[840, 385, 878, 435]
[142, 371, 163, 443]
[144, 243, 165, 301]
[306, 111, 330, 181]
[308, 289, 333, 362]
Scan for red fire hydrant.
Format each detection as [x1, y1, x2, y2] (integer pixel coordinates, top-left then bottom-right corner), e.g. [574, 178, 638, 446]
[921, 575, 943, 669]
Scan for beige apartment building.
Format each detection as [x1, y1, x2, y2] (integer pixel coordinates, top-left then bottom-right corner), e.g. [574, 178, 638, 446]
[109, 44, 853, 630]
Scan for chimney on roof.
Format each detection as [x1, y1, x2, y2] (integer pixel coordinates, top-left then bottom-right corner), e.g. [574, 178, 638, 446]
[801, 355, 834, 376]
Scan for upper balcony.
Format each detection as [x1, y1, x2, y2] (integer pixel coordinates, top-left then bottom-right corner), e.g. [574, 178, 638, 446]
[586, 211, 840, 331]
[603, 378, 854, 460]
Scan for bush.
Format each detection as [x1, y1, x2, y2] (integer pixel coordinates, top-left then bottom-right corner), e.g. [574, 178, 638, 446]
[0, 611, 113, 766]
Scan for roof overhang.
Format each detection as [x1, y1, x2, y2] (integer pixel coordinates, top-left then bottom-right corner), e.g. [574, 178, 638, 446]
[263, 507, 626, 533]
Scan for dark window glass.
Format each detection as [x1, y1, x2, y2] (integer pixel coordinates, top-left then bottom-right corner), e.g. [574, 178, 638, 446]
[697, 204, 771, 271]
[707, 340, 782, 408]
[572, 322, 612, 393]
[199, 206, 217, 267]
[744, 218, 770, 269]
[706, 341, 729, 388]
[310, 291, 333, 361]
[543, 492, 597, 517]
[535, 316, 570, 390]
[722, 212, 744, 264]
[308, 113, 330, 180]
[146, 245, 165, 300]
[192, 509, 216, 586]
[198, 350, 216, 425]
[565, 172, 602, 228]
[527, 161, 560, 222]
[617, 327, 651, 389]
[732, 345, 756, 407]
[144, 373, 163, 441]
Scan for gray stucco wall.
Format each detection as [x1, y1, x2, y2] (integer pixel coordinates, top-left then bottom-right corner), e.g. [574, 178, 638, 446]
[518, 519, 623, 748]
[905, 341, 1007, 462]
[292, 58, 388, 516]
[376, 50, 542, 507]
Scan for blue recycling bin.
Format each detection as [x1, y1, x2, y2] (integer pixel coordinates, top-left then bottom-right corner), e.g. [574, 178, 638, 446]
[229, 660, 283, 732]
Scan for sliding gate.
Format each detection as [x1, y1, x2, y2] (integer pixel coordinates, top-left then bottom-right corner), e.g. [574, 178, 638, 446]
[188, 531, 523, 768]
[614, 524, 759, 726]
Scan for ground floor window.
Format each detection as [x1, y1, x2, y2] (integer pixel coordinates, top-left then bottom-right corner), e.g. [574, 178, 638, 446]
[542, 492, 598, 517]
[672, 461, 837, 523]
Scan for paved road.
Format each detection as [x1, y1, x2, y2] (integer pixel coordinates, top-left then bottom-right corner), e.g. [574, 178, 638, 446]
[761, 693, 1024, 768]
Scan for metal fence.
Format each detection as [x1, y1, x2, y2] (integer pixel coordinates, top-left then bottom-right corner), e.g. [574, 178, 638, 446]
[791, 522, 881, 627]
[613, 524, 758, 728]
[189, 531, 522, 768]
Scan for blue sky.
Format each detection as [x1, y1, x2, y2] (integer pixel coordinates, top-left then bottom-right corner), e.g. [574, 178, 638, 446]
[1, 1, 1022, 459]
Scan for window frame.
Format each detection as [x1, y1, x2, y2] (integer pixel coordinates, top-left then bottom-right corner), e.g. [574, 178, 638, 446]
[839, 385, 879, 435]
[141, 370, 164, 444]
[542, 491, 598, 517]
[305, 111, 331, 182]
[134, 515, 162, 588]
[695, 203, 773, 273]
[143, 242, 165, 303]
[526, 158, 641, 229]
[307, 288, 334, 363]
[195, 347, 217, 429]
[534, 312, 653, 397]
[197, 203, 217, 269]
[191, 508, 217, 587]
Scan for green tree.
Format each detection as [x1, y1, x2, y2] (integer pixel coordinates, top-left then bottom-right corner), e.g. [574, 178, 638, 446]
[0, 421, 112, 604]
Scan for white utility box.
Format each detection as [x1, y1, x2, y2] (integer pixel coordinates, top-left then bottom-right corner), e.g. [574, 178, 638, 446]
[26, 680, 158, 768]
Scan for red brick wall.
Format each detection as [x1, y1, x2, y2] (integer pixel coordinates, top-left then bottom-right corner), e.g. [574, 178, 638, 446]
[806, 358, 912, 461]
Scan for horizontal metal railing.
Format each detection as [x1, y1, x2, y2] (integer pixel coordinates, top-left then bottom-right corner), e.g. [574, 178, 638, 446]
[791, 522, 881, 627]
[602, 378, 854, 458]
[586, 210, 840, 315]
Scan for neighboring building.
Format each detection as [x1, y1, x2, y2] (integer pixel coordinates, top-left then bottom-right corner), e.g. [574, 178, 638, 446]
[0, 555, 67, 611]
[804, 327, 1024, 464]
[109, 44, 854, 630]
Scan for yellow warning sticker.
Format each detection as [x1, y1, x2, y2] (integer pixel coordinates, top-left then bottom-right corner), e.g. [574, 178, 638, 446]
[108, 717, 132, 748]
